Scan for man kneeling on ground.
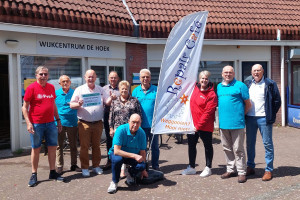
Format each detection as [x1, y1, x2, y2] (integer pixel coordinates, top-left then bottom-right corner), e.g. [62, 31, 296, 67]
[107, 113, 148, 194]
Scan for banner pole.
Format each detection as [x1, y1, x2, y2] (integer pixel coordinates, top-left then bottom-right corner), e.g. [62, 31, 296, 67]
[146, 134, 155, 163]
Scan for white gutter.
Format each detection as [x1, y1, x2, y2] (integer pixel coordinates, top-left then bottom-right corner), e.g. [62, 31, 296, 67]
[122, 0, 139, 37]
[122, 0, 138, 26]
[281, 46, 286, 126]
[1, 22, 300, 46]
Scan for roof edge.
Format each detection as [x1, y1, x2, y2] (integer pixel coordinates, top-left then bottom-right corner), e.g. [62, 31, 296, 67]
[1, 22, 300, 46]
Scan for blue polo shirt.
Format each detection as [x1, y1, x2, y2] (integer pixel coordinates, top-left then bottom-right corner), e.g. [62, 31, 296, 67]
[109, 123, 147, 156]
[55, 88, 78, 127]
[132, 84, 157, 128]
[217, 79, 249, 129]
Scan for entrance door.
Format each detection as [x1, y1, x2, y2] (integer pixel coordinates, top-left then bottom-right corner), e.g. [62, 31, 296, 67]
[0, 55, 10, 149]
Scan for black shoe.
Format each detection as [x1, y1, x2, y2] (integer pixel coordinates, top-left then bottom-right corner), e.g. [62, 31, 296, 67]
[49, 171, 65, 182]
[103, 160, 112, 171]
[28, 173, 37, 187]
[70, 165, 80, 172]
[246, 167, 255, 176]
[152, 167, 161, 171]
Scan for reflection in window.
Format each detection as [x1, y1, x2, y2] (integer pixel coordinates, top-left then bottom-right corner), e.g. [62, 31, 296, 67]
[292, 64, 300, 105]
[92, 66, 107, 87]
[242, 61, 268, 82]
[21, 56, 82, 93]
[149, 62, 233, 88]
[199, 61, 234, 90]
[92, 66, 124, 87]
[149, 67, 160, 86]
[109, 66, 124, 81]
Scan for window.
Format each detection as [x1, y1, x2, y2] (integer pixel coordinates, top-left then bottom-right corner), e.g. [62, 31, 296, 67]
[109, 66, 124, 80]
[292, 64, 300, 105]
[91, 66, 107, 86]
[149, 67, 160, 86]
[242, 61, 268, 82]
[21, 56, 82, 95]
[91, 66, 124, 87]
[149, 61, 233, 87]
[199, 61, 234, 88]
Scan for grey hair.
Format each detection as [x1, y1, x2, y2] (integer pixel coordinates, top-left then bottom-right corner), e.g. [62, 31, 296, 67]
[140, 68, 151, 75]
[59, 75, 70, 82]
[35, 66, 48, 74]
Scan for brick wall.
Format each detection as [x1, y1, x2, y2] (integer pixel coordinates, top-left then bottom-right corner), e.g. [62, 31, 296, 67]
[270, 46, 288, 126]
[125, 43, 147, 83]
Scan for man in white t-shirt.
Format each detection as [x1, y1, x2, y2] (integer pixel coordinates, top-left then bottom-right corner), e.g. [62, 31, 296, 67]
[70, 69, 112, 177]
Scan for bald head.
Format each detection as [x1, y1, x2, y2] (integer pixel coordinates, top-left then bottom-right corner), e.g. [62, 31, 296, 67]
[85, 69, 96, 76]
[251, 64, 264, 83]
[85, 69, 97, 89]
[222, 65, 234, 73]
[222, 65, 235, 84]
[128, 114, 142, 134]
[130, 113, 141, 121]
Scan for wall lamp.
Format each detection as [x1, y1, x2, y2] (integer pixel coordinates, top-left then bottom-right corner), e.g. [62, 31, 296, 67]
[5, 39, 19, 46]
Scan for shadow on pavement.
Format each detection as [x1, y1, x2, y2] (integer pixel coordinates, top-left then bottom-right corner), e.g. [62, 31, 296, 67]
[274, 166, 300, 178]
[160, 163, 191, 174]
[117, 177, 177, 192]
[212, 137, 221, 144]
[212, 165, 227, 175]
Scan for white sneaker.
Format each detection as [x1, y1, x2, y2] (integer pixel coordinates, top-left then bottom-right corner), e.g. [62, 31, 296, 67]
[92, 167, 103, 175]
[82, 169, 90, 177]
[125, 174, 135, 186]
[181, 165, 196, 175]
[200, 166, 212, 177]
[107, 181, 118, 194]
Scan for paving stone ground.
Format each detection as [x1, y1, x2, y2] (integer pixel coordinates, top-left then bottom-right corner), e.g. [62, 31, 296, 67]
[0, 126, 300, 200]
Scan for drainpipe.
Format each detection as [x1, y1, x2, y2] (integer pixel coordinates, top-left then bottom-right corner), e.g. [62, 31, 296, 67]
[122, 0, 139, 37]
[281, 45, 286, 126]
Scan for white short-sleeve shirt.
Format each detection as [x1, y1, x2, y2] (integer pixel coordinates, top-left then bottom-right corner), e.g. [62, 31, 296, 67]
[71, 84, 109, 122]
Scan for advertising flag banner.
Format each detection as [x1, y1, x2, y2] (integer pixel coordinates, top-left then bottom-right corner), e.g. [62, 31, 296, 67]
[151, 11, 208, 134]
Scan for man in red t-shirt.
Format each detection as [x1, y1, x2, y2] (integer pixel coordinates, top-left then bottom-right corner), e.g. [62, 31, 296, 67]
[22, 66, 64, 187]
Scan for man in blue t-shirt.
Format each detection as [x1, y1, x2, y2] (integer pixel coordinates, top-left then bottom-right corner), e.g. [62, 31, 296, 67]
[55, 75, 79, 174]
[217, 66, 251, 184]
[107, 114, 148, 194]
[132, 69, 159, 170]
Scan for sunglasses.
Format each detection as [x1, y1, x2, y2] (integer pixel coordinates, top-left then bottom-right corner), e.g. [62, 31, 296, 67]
[39, 73, 48, 76]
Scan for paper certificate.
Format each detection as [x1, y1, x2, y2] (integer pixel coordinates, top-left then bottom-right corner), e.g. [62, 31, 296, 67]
[82, 93, 101, 107]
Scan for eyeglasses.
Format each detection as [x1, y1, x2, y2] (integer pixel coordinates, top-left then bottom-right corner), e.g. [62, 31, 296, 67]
[39, 73, 48, 76]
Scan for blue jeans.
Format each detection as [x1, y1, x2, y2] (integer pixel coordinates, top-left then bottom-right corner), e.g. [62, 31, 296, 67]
[111, 153, 146, 183]
[31, 122, 58, 148]
[143, 128, 159, 169]
[246, 116, 274, 172]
